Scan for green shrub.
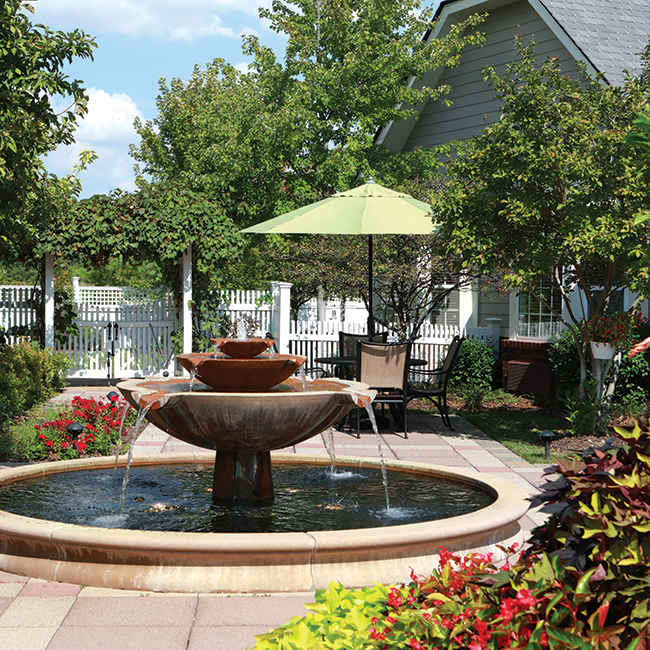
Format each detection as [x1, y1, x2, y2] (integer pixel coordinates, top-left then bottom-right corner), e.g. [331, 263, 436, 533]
[549, 327, 581, 397]
[550, 322, 650, 410]
[457, 384, 489, 410]
[0, 341, 68, 424]
[449, 337, 495, 389]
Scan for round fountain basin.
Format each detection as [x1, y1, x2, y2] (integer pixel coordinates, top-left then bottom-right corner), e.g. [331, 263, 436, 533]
[0, 454, 529, 593]
[118, 377, 366, 452]
[0, 463, 497, 532]
[177, 352, 307, 392]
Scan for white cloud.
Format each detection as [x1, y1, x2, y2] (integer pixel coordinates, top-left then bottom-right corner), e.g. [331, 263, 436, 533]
[44, 88, 144, 196]
[33, 0, 271, 42]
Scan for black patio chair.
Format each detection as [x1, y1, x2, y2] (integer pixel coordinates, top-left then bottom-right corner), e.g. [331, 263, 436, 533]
[407, 335, 464, 430]
[337, 331, 388, 379]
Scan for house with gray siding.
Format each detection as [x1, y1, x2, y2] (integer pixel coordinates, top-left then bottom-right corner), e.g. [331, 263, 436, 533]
[379, 0, 649, 388]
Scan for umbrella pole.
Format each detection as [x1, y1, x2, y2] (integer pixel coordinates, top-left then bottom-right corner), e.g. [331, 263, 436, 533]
[368, 234, 375, 338]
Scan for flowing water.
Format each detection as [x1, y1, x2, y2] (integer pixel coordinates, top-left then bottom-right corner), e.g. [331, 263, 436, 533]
[188, 367, 198, 391]
[113, 401, 131, 472]
[118, 403, 152, 512]
[363, 404, 391, 511]
[236, 320, 247, 340]
[320, 427, 337, 473]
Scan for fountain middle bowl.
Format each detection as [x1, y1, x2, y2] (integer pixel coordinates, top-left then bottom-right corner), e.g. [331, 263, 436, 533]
[176, 351, 307, 392]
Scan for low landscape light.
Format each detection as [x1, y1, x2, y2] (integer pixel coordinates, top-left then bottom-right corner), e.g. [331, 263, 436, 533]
[66, 422, 84, 439]
[538, 429, 555, 461]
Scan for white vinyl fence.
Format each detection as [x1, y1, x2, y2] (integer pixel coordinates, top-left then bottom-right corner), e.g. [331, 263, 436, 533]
[1, 281, 489, 379]
[288, 320, 489, 379]
[0, 286, 39, 344]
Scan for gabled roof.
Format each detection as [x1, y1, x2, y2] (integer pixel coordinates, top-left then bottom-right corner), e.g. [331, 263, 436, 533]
[432, 0, 648, 86]
[377, 0, 649, 150]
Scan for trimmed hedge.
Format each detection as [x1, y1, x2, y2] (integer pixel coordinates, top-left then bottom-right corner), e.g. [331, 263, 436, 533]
[0, 341, 68, 425]
[449, 337, 495, 389]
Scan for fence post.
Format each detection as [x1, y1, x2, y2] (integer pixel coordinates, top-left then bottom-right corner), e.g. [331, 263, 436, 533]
[44, 252, 55, 348]
[72, 276, 81, 305]
[270, 281, 292, 353]
[485, 317, 502, 356]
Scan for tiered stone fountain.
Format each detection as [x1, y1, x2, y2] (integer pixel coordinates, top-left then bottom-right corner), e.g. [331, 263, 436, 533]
[0, 338, 529, 593]
[120, 338, 369, 506]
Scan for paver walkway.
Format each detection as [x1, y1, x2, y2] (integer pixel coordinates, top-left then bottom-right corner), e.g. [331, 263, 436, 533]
[0, 385, 551, 650]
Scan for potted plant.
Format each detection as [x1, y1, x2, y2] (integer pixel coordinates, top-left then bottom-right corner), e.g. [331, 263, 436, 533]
[580, 311, 639, 359]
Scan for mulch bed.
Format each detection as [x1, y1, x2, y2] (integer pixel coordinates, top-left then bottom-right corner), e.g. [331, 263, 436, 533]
[411, 392, 641, 457]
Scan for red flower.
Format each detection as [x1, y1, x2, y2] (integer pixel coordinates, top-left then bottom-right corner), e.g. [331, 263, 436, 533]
[515, 588, 537, 609]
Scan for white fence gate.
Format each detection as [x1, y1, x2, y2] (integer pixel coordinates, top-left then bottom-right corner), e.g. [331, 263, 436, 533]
[56, 287, 176, 380]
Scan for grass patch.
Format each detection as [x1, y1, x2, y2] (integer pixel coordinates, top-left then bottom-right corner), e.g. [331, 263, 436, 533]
[458, 410, 569, 464]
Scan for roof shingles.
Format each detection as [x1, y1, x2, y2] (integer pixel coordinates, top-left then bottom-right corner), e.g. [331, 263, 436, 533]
[540, 0, 649, 85]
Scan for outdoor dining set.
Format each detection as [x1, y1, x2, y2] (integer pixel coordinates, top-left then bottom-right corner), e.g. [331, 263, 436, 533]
[312, 332, 464, 437]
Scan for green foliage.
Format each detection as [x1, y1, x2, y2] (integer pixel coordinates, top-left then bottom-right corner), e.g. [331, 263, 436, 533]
[456, 384, 489, 411]
[449, 337, 495, 389]
[68, 258, 164, 290]
[0, 261, 38, 285]
[0, 341, 68, 440]
[130, 0, 485, 295]
[525, 423, 650, 642]
[550, 321, 650, 432]
[549, 328, 582, 397]
[624, 105, 650, 234]
[434, 38, 650, 411]
[0, 0, 96, 262]
[562, 384, 600, 437]
[253, 582, 388, 650]
[47, 181, 244, 295]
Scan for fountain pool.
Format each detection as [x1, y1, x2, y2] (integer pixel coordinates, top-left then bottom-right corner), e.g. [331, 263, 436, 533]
[0, 338, 529, 592]
[0, 453, 528, 592]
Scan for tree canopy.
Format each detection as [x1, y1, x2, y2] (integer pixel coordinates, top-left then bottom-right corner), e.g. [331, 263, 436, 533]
[0, 0, 96, 262]
[129, 0, 485, 312]
[45, 182, 244, 293]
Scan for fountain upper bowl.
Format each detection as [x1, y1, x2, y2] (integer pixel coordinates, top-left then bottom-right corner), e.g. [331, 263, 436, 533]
[209, 337, 274, 358]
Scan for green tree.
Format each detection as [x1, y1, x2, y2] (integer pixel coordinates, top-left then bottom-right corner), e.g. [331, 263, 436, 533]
[432, 39, 650, 431]
[130, 0, 486, 299]
[0, 0, 96, 263]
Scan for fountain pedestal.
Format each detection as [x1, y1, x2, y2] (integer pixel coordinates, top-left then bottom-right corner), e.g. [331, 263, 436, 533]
[213, 450, 274, 506]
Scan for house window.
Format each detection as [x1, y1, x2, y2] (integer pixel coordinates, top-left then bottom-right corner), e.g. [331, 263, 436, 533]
[517, 282, 563, 338]
[430, 286, 459, 327]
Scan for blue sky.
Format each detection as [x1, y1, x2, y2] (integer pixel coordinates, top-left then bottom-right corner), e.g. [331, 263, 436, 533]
[33, 0, 288, 197]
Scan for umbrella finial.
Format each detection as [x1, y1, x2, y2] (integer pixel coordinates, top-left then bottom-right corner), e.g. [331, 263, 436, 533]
[366, 177, 376, 184]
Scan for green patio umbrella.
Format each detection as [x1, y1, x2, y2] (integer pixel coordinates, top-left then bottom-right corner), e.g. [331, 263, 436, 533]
[241, 179, 441, 336]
